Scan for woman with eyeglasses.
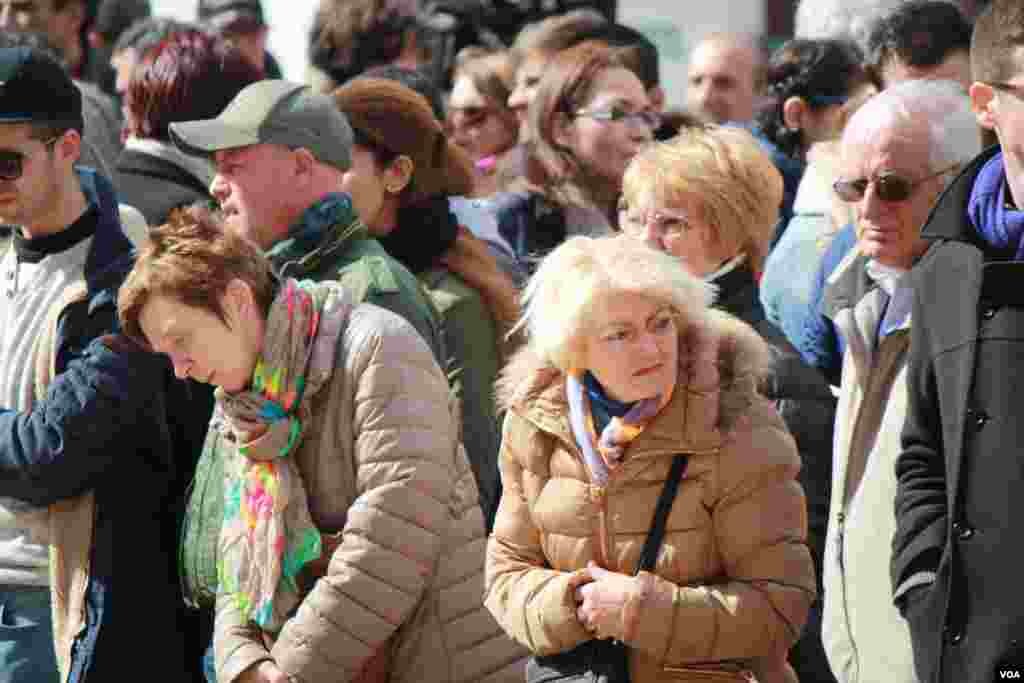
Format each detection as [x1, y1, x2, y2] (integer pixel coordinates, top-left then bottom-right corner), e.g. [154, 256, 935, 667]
[485, 234, 815, 683]
[448, 47, 520, 197]
[473, 41, 660, 285]
[620, 125, 839, 683]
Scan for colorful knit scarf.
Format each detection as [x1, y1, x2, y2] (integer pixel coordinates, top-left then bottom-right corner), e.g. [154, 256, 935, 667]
[216, 278, 351, 633]
[566, 371, 674, 486]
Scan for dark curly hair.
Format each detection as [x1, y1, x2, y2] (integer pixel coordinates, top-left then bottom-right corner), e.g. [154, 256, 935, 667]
[755, 38, 867, 159]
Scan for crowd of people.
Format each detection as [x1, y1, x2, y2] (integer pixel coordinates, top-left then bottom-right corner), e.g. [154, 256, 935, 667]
[0, 0, 1018, 682]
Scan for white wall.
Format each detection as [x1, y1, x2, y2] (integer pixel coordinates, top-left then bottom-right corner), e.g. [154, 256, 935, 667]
[152, 0, 765, 103]
[617, 0, 765, 110]
[151, 0, 318, 83]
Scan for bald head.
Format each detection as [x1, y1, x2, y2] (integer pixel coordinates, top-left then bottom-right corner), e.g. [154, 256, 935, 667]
[686, 34, 760, 124]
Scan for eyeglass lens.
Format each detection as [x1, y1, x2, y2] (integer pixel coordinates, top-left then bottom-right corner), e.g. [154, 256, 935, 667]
[834, 174, 914, 202]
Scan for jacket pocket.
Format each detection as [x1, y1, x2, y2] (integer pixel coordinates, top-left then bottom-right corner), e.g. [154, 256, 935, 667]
[900, 582, 942, 683]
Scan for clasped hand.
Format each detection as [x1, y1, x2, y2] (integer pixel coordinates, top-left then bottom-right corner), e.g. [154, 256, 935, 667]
[574, 561, 639, 639]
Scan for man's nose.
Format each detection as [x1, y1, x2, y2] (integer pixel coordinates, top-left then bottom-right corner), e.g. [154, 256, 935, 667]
[209, 174, 229, 203]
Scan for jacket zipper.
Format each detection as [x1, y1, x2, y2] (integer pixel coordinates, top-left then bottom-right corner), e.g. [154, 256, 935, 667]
[835, 510, 860, 681]
[593, 484, 612, 568]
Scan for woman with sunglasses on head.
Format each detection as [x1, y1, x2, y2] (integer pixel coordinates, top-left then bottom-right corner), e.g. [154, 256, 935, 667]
[751, 38, 874, 246]
[473, 41, 659, 285]
[448, 47, 520, 197]
[485, 234, 815, 683]
[331, 76, 521, 530]
[619, 124, 839, 683]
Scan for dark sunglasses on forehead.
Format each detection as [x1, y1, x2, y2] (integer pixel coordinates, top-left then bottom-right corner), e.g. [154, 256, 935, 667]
[0, 136, 61, 182]
[833, 163, 961, 203]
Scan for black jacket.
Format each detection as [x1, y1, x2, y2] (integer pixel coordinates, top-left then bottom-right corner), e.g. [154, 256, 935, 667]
[115, 148, 212, 226]
[714, 263, 838, 683]
[891, 144, 1024, 683]
[714, 263, 836, 583]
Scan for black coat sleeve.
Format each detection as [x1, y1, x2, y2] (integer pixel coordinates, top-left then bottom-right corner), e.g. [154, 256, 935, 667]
[0, 333, 172, 507]
[891, 273, 948, 604]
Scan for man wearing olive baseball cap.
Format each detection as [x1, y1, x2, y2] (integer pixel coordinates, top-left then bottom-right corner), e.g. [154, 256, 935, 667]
[169, 79, 441, 363]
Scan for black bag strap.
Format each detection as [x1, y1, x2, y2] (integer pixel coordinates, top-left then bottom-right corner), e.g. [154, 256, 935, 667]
[635, 455, 690, 575]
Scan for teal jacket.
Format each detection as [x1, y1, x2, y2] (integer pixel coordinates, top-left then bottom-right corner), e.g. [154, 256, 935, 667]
[268, 193, 445, 364]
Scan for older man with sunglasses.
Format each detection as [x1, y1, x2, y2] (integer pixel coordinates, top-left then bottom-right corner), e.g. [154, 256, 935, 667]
[816, 78, 980, 683]
[892, 3, 1024, 682]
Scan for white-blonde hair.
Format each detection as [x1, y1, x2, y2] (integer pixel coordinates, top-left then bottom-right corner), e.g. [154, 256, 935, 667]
[516, 235, 716, 372]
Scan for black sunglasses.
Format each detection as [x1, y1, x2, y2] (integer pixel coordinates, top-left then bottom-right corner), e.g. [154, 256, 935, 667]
[0, 136, 61, 182]
[833, 163, 960, 203]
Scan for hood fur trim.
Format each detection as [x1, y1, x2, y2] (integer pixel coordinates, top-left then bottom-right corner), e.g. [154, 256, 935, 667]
[496, 309, 772, 433]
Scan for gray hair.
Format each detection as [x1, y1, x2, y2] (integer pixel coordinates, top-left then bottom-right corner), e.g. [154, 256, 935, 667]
[794, 0, 953, 51]
[843, 78, 979, 181]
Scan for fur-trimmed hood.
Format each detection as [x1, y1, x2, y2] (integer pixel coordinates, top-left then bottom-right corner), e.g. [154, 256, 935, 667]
[496, 308, 774, 445]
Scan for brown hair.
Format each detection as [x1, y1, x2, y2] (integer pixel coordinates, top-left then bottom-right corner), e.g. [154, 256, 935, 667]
[513, 8, 607, 54]
[333, 77, 475, 202]
[526, 41, 629, 209]
[971, 0, 1024, 84]
[450, 47, 519, 141]
[331, 78, 521, 340]
[125, 30, 262, 140]
[118, 206, 276, 348]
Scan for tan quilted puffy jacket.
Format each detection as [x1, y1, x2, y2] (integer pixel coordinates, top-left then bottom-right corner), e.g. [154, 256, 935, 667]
[485, 310, 816, 683]
[214, 303, 527, 683]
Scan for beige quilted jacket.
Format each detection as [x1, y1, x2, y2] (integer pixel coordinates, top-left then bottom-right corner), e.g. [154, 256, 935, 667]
[214, 303, 527, 683]
[485, 310, 816, 683]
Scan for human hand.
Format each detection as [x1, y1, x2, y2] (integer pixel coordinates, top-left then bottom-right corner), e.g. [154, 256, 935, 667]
[236, 660, 290, 683]
[574, 561, 638, 639]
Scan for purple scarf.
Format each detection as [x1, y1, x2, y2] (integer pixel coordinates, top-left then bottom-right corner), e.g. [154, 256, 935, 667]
[969, 151, 1024, 259]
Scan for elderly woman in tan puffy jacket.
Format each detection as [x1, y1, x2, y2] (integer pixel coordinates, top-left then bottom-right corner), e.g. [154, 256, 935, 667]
[117, 208, 527, 683]
[485, 235, 816, 683]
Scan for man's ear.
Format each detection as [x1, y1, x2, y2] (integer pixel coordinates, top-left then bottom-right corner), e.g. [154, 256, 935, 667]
[970, 81, 998, 130]
[782, 96, 808, 131]
[293, 148, 317, 181]
[55, 130, 82, 167]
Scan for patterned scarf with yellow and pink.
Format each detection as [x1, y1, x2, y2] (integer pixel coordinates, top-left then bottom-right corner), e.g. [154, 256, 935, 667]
[216, 278, 351, 633]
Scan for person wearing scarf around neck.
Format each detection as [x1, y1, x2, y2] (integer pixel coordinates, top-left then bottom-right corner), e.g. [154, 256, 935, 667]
[486, 234, 815, 683]
[619, 126, 838, 683]
[891, 7, 1024, 680]
[331, 76, 522, 531]
[117, 208, 527, 683]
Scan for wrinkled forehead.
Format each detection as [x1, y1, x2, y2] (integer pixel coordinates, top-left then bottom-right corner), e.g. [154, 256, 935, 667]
[840, 108, 930, 176]
[689, 40, 755, 76]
